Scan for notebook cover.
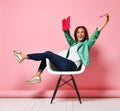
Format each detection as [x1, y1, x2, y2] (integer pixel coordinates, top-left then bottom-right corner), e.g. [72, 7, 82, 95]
[62, 16, 70, 31]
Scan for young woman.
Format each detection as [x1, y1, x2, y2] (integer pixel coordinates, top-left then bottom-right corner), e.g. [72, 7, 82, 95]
[13, 14, 109, 84]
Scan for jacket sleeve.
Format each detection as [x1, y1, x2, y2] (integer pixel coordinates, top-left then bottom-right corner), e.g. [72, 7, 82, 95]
[64, 30, 75, 46]
[87, 29, 100, 50]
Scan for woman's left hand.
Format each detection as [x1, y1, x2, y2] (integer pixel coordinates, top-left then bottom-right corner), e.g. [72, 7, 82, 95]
[104, 14, 110, 23]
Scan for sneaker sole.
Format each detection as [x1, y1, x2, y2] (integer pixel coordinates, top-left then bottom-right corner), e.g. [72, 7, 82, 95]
[26, 80, 41, 84]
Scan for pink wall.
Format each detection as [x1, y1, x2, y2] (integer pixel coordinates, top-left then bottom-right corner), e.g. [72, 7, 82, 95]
[0, 0, 120, 97]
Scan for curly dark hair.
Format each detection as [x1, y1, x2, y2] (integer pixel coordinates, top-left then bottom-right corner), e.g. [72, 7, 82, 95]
[74, 26, 89, 42]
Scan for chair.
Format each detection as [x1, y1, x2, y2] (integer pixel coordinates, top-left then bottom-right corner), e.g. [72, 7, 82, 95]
[46, 50, 85, 104]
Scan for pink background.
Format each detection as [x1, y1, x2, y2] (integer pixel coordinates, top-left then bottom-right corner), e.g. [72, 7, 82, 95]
[0, 0, 120, 97]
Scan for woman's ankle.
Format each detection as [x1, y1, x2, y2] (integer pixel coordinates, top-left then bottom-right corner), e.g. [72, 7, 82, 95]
[21, 54, 27, 60]
[34, 71, 41, 77]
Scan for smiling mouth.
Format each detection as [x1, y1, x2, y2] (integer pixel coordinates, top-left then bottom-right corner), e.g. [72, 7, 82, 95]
[78, 36, 83, 38]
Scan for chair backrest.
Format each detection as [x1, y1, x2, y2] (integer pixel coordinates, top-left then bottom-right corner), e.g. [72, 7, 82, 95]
[46, 50, 85, 75]
[57, 50, 68, 58]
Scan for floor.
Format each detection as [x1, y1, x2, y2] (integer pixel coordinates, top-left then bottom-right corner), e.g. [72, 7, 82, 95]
[0, 98, 120, 111]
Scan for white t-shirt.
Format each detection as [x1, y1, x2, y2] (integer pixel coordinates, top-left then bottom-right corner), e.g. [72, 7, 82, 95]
[67, 44, 81, 68]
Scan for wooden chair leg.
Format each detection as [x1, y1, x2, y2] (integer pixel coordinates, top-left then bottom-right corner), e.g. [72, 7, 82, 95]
[71, 75, 82, 104]
[50, 75, 62, 104]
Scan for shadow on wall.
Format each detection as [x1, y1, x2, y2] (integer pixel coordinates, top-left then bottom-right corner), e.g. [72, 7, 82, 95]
[41, 46, 109, 97]
[75, 47, 109, 90]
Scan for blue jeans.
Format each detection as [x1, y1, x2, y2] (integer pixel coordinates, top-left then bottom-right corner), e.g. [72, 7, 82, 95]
[27, 51, 77, 73]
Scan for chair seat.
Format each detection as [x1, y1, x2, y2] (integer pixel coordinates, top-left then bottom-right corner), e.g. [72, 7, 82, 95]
[46, 50, 85, 75]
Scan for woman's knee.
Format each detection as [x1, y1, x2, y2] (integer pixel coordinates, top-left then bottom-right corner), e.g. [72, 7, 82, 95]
[44, 51, 53, 57]
[45, 51, 52, 54]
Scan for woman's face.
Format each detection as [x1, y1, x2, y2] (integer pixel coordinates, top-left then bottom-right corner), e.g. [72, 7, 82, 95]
[76, 28, 85, 42]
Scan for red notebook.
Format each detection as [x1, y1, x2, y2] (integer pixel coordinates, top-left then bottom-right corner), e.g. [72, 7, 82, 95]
[62, 16, 70, 31]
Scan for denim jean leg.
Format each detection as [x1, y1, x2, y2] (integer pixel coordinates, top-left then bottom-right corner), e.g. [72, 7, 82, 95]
[27, 51, 77, 72]
[38, 59, 46, 73]
[44, 51, 77, 71]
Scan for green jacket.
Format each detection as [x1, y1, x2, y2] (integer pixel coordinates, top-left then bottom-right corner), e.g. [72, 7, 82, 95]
[64, 29, 100, 65]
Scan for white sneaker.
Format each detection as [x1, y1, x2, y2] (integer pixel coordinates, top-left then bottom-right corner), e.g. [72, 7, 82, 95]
[26, 76, 41, 84]
[13, 50, 23, 63]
